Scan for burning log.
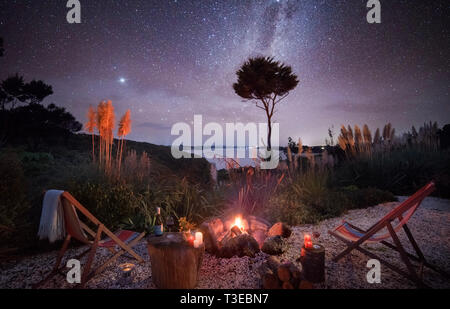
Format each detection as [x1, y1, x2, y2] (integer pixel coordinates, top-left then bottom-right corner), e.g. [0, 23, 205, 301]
[199, 218, 224, 254]
[199, 215, 271, 258]
[231, 225, 243, 236]
[220, 233, 260, 258]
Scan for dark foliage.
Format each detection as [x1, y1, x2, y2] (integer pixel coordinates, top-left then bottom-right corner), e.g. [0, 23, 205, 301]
[0, 74, 53, 110]
[440, 124, 450, 150]
[1, 103, 82, 148]
[233, 56, 298, 100]
[0, 37, 4, 57]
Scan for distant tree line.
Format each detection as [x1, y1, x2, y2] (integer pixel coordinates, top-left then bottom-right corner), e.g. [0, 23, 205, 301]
[0, 37, 82, 149]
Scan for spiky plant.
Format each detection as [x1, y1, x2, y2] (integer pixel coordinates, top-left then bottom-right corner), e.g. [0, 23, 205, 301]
[117, 109, 132, 173]
[85, 106, 97, 162]
[354, 125, 363, 152]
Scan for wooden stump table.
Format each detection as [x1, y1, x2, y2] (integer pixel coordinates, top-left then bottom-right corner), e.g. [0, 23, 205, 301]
[147, 232, 204, 289]
[300, 244, 325, 283]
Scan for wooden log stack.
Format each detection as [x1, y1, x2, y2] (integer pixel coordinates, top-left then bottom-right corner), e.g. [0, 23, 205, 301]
[258, 256, 305, 289]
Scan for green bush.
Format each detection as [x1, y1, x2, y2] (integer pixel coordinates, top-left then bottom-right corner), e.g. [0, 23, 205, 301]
[140, 177, 219, 225]
[0, 151, 28, 229]
[264, 169, 396, 225]
[68, 180, 142, 231]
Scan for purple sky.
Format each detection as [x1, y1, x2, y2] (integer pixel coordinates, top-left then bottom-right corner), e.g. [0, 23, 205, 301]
[1, 0, 449, 146]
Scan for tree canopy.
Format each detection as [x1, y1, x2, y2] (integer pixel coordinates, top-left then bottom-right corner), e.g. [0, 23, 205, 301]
[233, 56, 299, 149]
[233, 56, 298, 103]
[0, 74, 53, 110]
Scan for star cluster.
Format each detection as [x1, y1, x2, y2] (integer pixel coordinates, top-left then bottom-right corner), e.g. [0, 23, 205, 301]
[0, 0, 448, 145]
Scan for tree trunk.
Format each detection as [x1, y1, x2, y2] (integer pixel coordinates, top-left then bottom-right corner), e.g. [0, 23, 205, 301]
[147, 233, 204, 289]
[300, 244, 325, 283]
[267, 118, 272, 150]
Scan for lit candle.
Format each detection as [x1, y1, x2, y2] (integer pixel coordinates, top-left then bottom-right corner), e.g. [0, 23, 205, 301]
[119, 263, 135, 282]
[304, 234, 313, 249]
[195, 232, 203, 244]
[193, 239, 200, 248]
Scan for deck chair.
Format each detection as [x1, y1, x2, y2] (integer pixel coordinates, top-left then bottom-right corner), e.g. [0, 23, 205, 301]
[329, 182, 449, 288]
[34, 191, 146, 288]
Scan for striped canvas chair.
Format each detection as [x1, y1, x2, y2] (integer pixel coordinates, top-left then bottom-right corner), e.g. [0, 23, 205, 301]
[329, 182, 448, 288]
[35, 192, 146, 288]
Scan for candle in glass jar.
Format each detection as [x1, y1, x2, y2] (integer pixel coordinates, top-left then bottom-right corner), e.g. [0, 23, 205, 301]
[195, 232, 203, 244]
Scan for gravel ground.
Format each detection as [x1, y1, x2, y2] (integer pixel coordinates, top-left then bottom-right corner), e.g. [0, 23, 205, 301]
[1, 196, 449, 289]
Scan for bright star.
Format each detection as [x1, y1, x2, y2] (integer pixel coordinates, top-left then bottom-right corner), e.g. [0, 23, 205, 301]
[119, 78, 126, 84]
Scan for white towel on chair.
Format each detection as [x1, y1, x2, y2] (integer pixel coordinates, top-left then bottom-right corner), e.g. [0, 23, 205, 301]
[38, 190, 66, 243]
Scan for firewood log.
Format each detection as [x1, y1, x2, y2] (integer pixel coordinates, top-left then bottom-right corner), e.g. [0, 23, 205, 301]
[298, 280, 314, 289]
[282, 281, 295, 289]
[258, 264, 280, 289]
[231, 225, 242, 236]
[288, 263, 302, 288]
[277, 263, 291, 282]
[288, 263, 302, 280]
[265, 256, 281, 273]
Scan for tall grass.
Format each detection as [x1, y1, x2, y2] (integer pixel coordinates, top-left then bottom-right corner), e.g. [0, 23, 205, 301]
[333, 147, 450, 196]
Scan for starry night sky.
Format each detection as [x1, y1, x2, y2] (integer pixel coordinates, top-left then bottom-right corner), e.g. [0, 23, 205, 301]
[0, 0, 449, 146]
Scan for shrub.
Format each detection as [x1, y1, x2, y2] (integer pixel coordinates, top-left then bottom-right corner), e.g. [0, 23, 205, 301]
[68, 180, 141, 231]
[143, 177, 217, 224]
[264, 169, 396, 225]
[0, 151, 28, 229]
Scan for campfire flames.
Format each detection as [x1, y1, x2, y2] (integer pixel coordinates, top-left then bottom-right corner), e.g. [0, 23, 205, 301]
[203, 214, 271, 256]
[234, 216, 244, 232]
[230, 215, 247, 237]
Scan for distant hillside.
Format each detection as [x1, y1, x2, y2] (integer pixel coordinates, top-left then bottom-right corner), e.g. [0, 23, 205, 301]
[64, 133, 213, 186]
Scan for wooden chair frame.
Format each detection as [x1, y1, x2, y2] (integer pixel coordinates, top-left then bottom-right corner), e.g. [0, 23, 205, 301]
[34, 192, 146, 288]
[329, 182, 449, 288]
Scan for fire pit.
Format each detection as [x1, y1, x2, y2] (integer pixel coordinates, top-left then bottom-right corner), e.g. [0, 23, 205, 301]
[199, 214, 290, 258]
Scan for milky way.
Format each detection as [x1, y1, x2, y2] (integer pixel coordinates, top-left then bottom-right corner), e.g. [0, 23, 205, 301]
[0, 0, 448, 145]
